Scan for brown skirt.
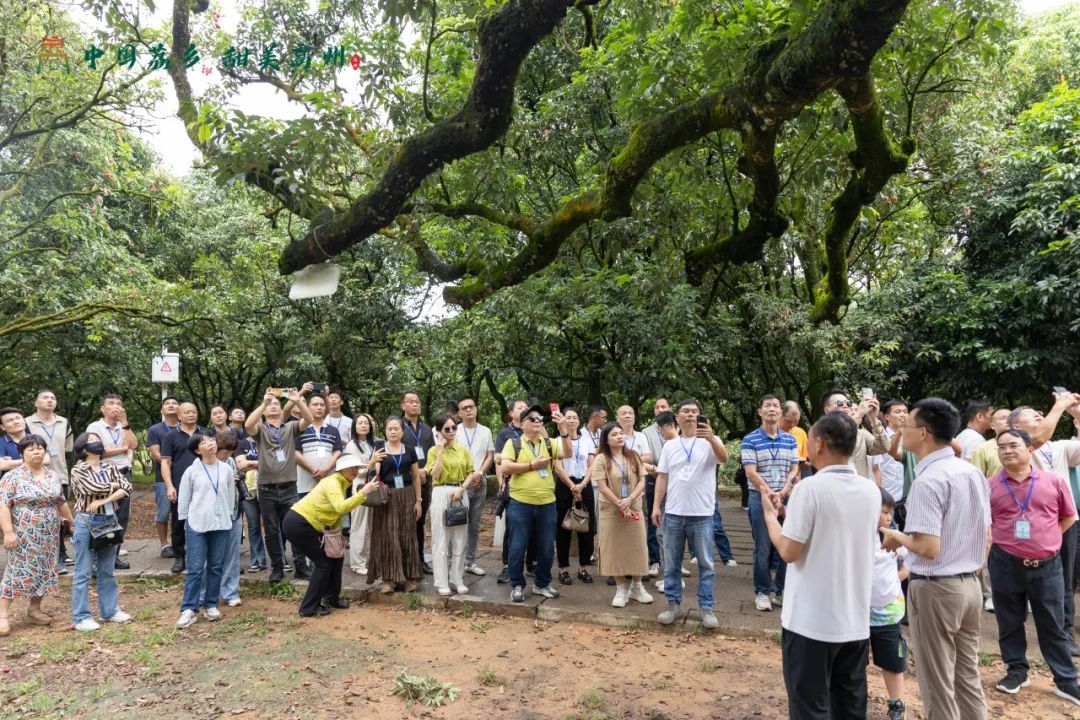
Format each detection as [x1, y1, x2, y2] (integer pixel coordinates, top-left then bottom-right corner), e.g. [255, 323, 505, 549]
[596, 497, 648, 577]
[367, 487, 423, 586]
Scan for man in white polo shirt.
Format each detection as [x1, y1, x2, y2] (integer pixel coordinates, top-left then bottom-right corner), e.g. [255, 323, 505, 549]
[762, 412, 880, 720]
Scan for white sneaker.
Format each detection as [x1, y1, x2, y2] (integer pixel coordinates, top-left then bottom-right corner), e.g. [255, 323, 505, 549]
[690, 557, 698, 565]
[118, 548, 129, 557]
[681, 566, 691, 577]
[203, 607, 222, 621]
[465, 563, 486, 576]
[176, 610, 198, 629]
[226, 598, 242, 608]
[755, 593, 773, 612]
[628, 582, 654, 604]
[74, 618, 100, 632]
[611, 585, 629, 608]
[984, 597, 995, 613]
[455, 584, 469, 594]
[654, 578, 686, 592]
[106, 611, 132, 624]
[724, 559, 738, 567]
[437, 587, 452, 596]
[353, 566, 368, 576]
[647, 563, 660, 578]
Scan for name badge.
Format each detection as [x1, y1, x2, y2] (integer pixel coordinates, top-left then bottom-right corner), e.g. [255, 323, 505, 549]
[103, 501, 115, 516]
[770, 467, 781, 487]
[620, 481, 629, 499]
[1015, 519, 1031, 540]
[274, 449, 287, 463]
[538, 468, 549, 478]
[393, 474, 405, 489]
[48, 447, 58, 457]
[415, 446, 425, 461]
[677, 466, 693, 483]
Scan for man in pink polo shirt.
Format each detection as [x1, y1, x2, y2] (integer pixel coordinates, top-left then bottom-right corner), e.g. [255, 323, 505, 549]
[988, 428, 1080, 706]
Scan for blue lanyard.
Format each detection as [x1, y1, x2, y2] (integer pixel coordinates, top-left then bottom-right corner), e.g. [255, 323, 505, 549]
[999, 469, 1037, 516]
[613, 457, 628, 480]
[527, 439, 545, 461]
[105, 424, 123, 446]
[390, 451, 404, 474]
[264, 423, 283, 445]
[405, 420, 424, 446]
[462, 425, 476, 449]
[572, 436, 581, 461]
[678, 437, 696, 464]
[626, 433, 637, 451]
[201, 461, 221, 495]
[35, 420, 59, 440]
[764, 432, 781, 463]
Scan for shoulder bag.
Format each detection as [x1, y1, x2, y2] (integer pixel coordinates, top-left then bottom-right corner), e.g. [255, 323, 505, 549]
[321, 527, 346, 558]
[562, 501, 590, 534]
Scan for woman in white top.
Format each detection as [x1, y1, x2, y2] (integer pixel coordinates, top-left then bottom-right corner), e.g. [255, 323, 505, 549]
[343, 414, 384, 576]
[176, 433, 237, 629]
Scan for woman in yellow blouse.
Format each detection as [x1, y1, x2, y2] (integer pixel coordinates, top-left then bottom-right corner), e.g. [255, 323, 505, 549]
[283, 455, 380, 617]
[425, 414, 484, 596]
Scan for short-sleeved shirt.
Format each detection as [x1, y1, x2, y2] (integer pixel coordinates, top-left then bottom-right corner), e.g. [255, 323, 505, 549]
[656, 435, 718, 516]
[623, 430, 651, 460]
[26, 415, 73, 480]
[642, 423, 665, 470]
[0, 434, 21, 478]
[85, 420, 131, 472]
[161, 425, 208, 487]
[788, 425, 809, 462]
[969, 437, 1002, 479]
[495, 425, 523, 476]
[458, 423, 494, 476]
[990, 467, 1076, 559]
[1031, 439, 1080, 479]
[741, 426, 799, 492]
[871, 546, 908, 626]
[903, 447, 992, 577]
[502, 436, 560, 506]
[781, 465, 881, 642]
[401, 419, 434, 465]
[870, 427, 904, 500]
[425, 443, 475, 486]
[146, 421, 179, 484]
[578, 429, 602, 483]
[956, 427, 986, 460]
[325, 414, 352, 444]
[294, 423, 343, 494]
[252, 420, 301, 486]
[561, 434, 589, 479]
[374, 446, 419, 490]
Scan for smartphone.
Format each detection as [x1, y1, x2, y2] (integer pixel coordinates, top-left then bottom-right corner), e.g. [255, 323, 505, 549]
[861, 387, 874, 399]
[312, 382, 327, 394]
[549, 402, 560, 415]
[1054, 386, 1070, 395]
[268, 387, 288, 400]
[697, 415, 709, 427]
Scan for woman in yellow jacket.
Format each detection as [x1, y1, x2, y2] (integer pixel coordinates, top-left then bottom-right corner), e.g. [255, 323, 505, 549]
[283, 456, 380, 617]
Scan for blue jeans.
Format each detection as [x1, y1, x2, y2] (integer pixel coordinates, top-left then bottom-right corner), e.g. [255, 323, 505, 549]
[662, 514, 715, 608]
[201, 515, 243, 604]
[71, 513, 121, 623]
[749, 490, 786, 595]
[712, 503, 735, 562]
[182, 526, 229, 612]
[507, 499, 556, 589]
[242, 498, 266, 567]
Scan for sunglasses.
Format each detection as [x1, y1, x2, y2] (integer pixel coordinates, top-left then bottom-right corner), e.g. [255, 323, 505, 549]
[524, 415, 544, 423]
[832, 400, 854, 408]
[441, 426, 456, 433]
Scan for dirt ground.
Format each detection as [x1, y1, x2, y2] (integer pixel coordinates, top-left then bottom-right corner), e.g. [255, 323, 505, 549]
[1, 579, 1077, 720]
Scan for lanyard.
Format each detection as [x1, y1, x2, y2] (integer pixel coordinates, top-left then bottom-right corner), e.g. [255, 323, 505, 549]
[626, 433, 637, 452]
[1038, 446, 1054, 470]
[93, 468, 110, 486]
[764, 431, 781, 463]
[390, 450, 404, 474]
[572, 435, 581, 461]
[613, 457, 628, 480]
[678, 437, 696, 464]
[328, 416, 343, 432]
[201, 461, 222, 495]
[105, 424, 123, 446]
[527, 439, 546, 463]
[462, 425, 476, 449]
[264, 423, 283, 445]
[405, 420, 424, 446]
[35, 419, 59, 440]
[999, 469, 1037, 516]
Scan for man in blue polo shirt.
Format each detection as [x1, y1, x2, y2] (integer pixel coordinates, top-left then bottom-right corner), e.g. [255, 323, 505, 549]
[0, 407, 27, 477]
[743, 394, 800, 612]
[147, 396, 180, 559]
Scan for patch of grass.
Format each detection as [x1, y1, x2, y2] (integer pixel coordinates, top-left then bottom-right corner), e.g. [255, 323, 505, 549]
[245, 579, 297, 599]
[102, 625, 133, 645]
[211, 611, 270, 638]
[458, 602, 474, 618]
[284, 618, 300, 630]
[134, 603, 168, 622]
[402, 592, 422, 611]
[391, 669, 459, 707]
[701, 660, 718, 673]
[5, 638, 29, 658]
[13, 676, 42, 696]
[137, 576, 182, 592]
[134, 647, 161, 677]
[978, 651, 996, 667]
[38, 636, 87, 662]
[478, 667, 500, 686]
[29, 692, 57, 713]
[469, 619, 491, 634]
[580, 688, 606, 711]
[90, 681, 112, 700]
[143, 629, 178, 649]
[687, 623, 707, 637]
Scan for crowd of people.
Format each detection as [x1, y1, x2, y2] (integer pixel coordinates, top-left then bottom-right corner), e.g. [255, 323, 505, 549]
[4, 384, 1080, 719]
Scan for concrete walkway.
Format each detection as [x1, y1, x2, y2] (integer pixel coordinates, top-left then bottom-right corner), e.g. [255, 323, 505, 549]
[1, 497, 1040, 652]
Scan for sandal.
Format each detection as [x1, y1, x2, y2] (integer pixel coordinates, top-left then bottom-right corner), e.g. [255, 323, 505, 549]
[27, 610, 52, 625]
[559, 570, 573, 586]
[577, 569, 594, 583]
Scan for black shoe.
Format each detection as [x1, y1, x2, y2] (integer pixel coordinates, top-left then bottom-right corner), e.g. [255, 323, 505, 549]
[268, 570, 285, 582]
[57, 566, 70, 576]
[422, 561, 434, 575]
[170, 557, 185, 574]
[1054, 684, 1080, 707]
[299, 606, 331, 618]
[577, 569, 593, 584]
[114, 559, 130, 570]
[606, 575, 616, 586]
[160, 545, 175, 559]
[559, 570, 573, 585]
[324, 598, 350, 609]
[294, 568, 312, 581]
[887, 698, 906, 720]
[497, 566, 510, 584]
[995, 671, 1030, 694]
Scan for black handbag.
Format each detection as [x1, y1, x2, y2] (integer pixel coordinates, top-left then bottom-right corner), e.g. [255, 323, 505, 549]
[444, 498, 468, 527]
[89, 517, 125, 552]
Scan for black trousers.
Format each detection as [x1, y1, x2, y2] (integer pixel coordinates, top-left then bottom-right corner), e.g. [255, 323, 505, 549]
[169, 477, 186, 557]
[782, 628, 869, 720]
[555, 481, 595, 568]
[416, 480, 432, 558]
[259, 482, 300, 573]
[282, 510, 343, 616]
[1062, 523, 1077, 635]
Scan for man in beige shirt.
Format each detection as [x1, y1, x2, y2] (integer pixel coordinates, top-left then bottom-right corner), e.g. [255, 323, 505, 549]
[820, 389, 889, 480]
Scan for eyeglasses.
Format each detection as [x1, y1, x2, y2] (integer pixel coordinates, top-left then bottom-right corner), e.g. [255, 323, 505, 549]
[524, 416, 543, 423]
[832, 400, 853, 408]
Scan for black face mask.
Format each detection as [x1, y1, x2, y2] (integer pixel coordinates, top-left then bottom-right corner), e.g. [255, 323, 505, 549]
[85, 441, 105, 455]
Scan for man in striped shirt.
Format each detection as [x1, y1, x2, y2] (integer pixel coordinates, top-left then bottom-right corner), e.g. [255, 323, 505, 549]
[881, 398, 991, 720]
[743, 394, 800, 612]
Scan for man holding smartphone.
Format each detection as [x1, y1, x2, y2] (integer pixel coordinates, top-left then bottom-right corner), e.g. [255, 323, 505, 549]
[820, 388, 890, 480]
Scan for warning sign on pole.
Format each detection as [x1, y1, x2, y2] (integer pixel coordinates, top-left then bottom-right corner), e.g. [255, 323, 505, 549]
[152, 352, 180, 384]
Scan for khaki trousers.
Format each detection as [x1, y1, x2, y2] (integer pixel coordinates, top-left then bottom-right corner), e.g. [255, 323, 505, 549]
[909, 575, 988, 720]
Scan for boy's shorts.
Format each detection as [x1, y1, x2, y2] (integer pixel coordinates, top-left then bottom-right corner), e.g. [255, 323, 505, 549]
[870, 622, 908, 673]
